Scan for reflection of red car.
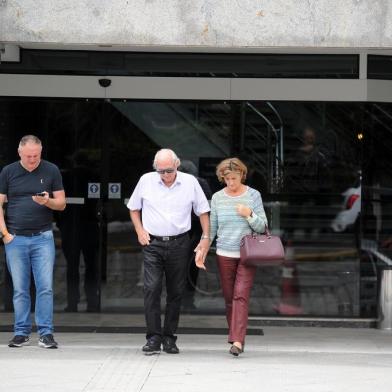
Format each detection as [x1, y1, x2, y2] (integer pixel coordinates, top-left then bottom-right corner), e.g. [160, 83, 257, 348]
[331, 186, 361, 232]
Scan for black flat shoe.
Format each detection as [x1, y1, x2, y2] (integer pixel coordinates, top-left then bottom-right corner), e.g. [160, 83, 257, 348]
[162, 336, 179, 354]
[229, 344, 243, 356]
[142, 336, 161, 354]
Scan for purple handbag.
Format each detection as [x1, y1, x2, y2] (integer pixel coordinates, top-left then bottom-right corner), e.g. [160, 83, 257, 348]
[240, 227, 285, 266]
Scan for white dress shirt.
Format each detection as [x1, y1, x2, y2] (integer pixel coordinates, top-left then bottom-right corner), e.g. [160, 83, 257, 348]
[127, 171, 210, 236]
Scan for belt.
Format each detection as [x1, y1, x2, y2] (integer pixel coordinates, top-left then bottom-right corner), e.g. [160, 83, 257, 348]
[150, 231, 189, 242]
[10, 230, 47, 237]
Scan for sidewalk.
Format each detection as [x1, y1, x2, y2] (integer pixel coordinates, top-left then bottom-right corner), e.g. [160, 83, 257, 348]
[0, 327, 392, 392]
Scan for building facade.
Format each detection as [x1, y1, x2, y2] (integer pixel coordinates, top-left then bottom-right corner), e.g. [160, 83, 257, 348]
[1, 1, 392, 321]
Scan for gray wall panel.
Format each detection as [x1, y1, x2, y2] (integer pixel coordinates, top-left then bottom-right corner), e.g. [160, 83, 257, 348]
[105, 77, 231, 100]
[1, 74, 392, 102]
[0, 74, 104, 98]
[231, 79, 368, 102]
[367, 80, 392, 103]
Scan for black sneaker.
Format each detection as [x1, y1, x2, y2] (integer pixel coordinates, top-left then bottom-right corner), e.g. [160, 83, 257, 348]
[38, 334, 58, 349]
[142, 336, 161, 354]
[8, 335, 30, 348]
[162, 336, 179, 354]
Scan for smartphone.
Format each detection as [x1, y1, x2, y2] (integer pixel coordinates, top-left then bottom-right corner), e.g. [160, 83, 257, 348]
[35, 192, 46, 197]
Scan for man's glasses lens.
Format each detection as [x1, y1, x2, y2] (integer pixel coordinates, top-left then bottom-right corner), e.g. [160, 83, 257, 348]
[157, 169, 175, 174]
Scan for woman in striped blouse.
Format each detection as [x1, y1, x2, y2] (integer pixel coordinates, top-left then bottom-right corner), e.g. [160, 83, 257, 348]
[197, 157, 267, 356]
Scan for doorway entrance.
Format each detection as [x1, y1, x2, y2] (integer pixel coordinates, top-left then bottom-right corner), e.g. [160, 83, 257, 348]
[2, 96, 387, 320]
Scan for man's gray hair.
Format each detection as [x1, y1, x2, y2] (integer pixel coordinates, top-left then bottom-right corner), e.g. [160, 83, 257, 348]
[153, 149, 181, 169]
[18, 135, 42, 149]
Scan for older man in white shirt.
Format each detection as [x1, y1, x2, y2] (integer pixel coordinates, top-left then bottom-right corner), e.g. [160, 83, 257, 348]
[128, 149, 210, 354]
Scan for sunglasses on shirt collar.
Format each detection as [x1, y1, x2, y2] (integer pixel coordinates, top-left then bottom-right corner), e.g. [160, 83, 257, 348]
[156, 168, 176, 174]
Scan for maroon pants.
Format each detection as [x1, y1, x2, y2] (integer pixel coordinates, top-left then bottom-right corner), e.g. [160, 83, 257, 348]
[217, 255, 256, 344]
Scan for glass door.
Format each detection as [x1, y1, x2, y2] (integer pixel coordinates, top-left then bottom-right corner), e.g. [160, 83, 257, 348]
[100, 100, 229, 313]
[0, 98, 105, 313]
[98, 100, 158, 312]
[47, 99, 104, 313]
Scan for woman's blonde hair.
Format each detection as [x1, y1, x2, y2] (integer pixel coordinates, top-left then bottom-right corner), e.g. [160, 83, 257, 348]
[216, 157, 248, 184]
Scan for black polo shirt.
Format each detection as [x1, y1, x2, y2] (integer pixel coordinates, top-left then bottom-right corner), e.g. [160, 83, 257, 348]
[0, 160, 64, 233]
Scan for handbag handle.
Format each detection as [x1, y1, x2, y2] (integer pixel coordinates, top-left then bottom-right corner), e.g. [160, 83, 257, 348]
[250, 224, 271, 239]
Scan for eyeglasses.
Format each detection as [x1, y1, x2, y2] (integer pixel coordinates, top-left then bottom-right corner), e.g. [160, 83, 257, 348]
[156, 168, 175, 174]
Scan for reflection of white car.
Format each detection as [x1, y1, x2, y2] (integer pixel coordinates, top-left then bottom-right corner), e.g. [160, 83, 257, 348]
[331, 186, 361, 232]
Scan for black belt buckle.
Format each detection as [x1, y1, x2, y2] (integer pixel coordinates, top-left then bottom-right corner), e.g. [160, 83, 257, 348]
[151, 232, 188, 242]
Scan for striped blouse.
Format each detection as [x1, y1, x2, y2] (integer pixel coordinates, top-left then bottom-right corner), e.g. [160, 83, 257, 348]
[209, 186, 268, 258]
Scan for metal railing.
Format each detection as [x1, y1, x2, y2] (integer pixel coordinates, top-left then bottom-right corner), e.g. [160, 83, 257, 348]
[245, 102, 284, 193]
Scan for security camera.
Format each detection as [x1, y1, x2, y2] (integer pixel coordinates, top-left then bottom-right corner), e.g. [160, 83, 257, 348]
[98, 78, 111, 88]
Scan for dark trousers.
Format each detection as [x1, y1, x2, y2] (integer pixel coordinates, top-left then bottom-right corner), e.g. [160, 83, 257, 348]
[217, 255, 256, 344]
[183, 227, 202, 306]
[143, 235, 190, 339]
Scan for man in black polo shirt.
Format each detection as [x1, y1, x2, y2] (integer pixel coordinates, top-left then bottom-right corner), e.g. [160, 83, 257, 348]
[0, 135, 66, 348]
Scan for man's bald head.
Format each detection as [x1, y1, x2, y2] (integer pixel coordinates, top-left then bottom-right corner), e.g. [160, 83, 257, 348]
[153, 149, 180, 170]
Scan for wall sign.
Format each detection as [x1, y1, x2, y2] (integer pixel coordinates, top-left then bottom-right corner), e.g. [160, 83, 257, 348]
[108, 182, 121, 199]
[88, 182, 100, 199]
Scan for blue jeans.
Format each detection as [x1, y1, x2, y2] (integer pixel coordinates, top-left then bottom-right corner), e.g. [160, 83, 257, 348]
[5, 230, 55, 336]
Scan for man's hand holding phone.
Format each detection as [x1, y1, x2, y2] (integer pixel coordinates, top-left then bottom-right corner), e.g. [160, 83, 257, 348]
[33, 191, 49, 205]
